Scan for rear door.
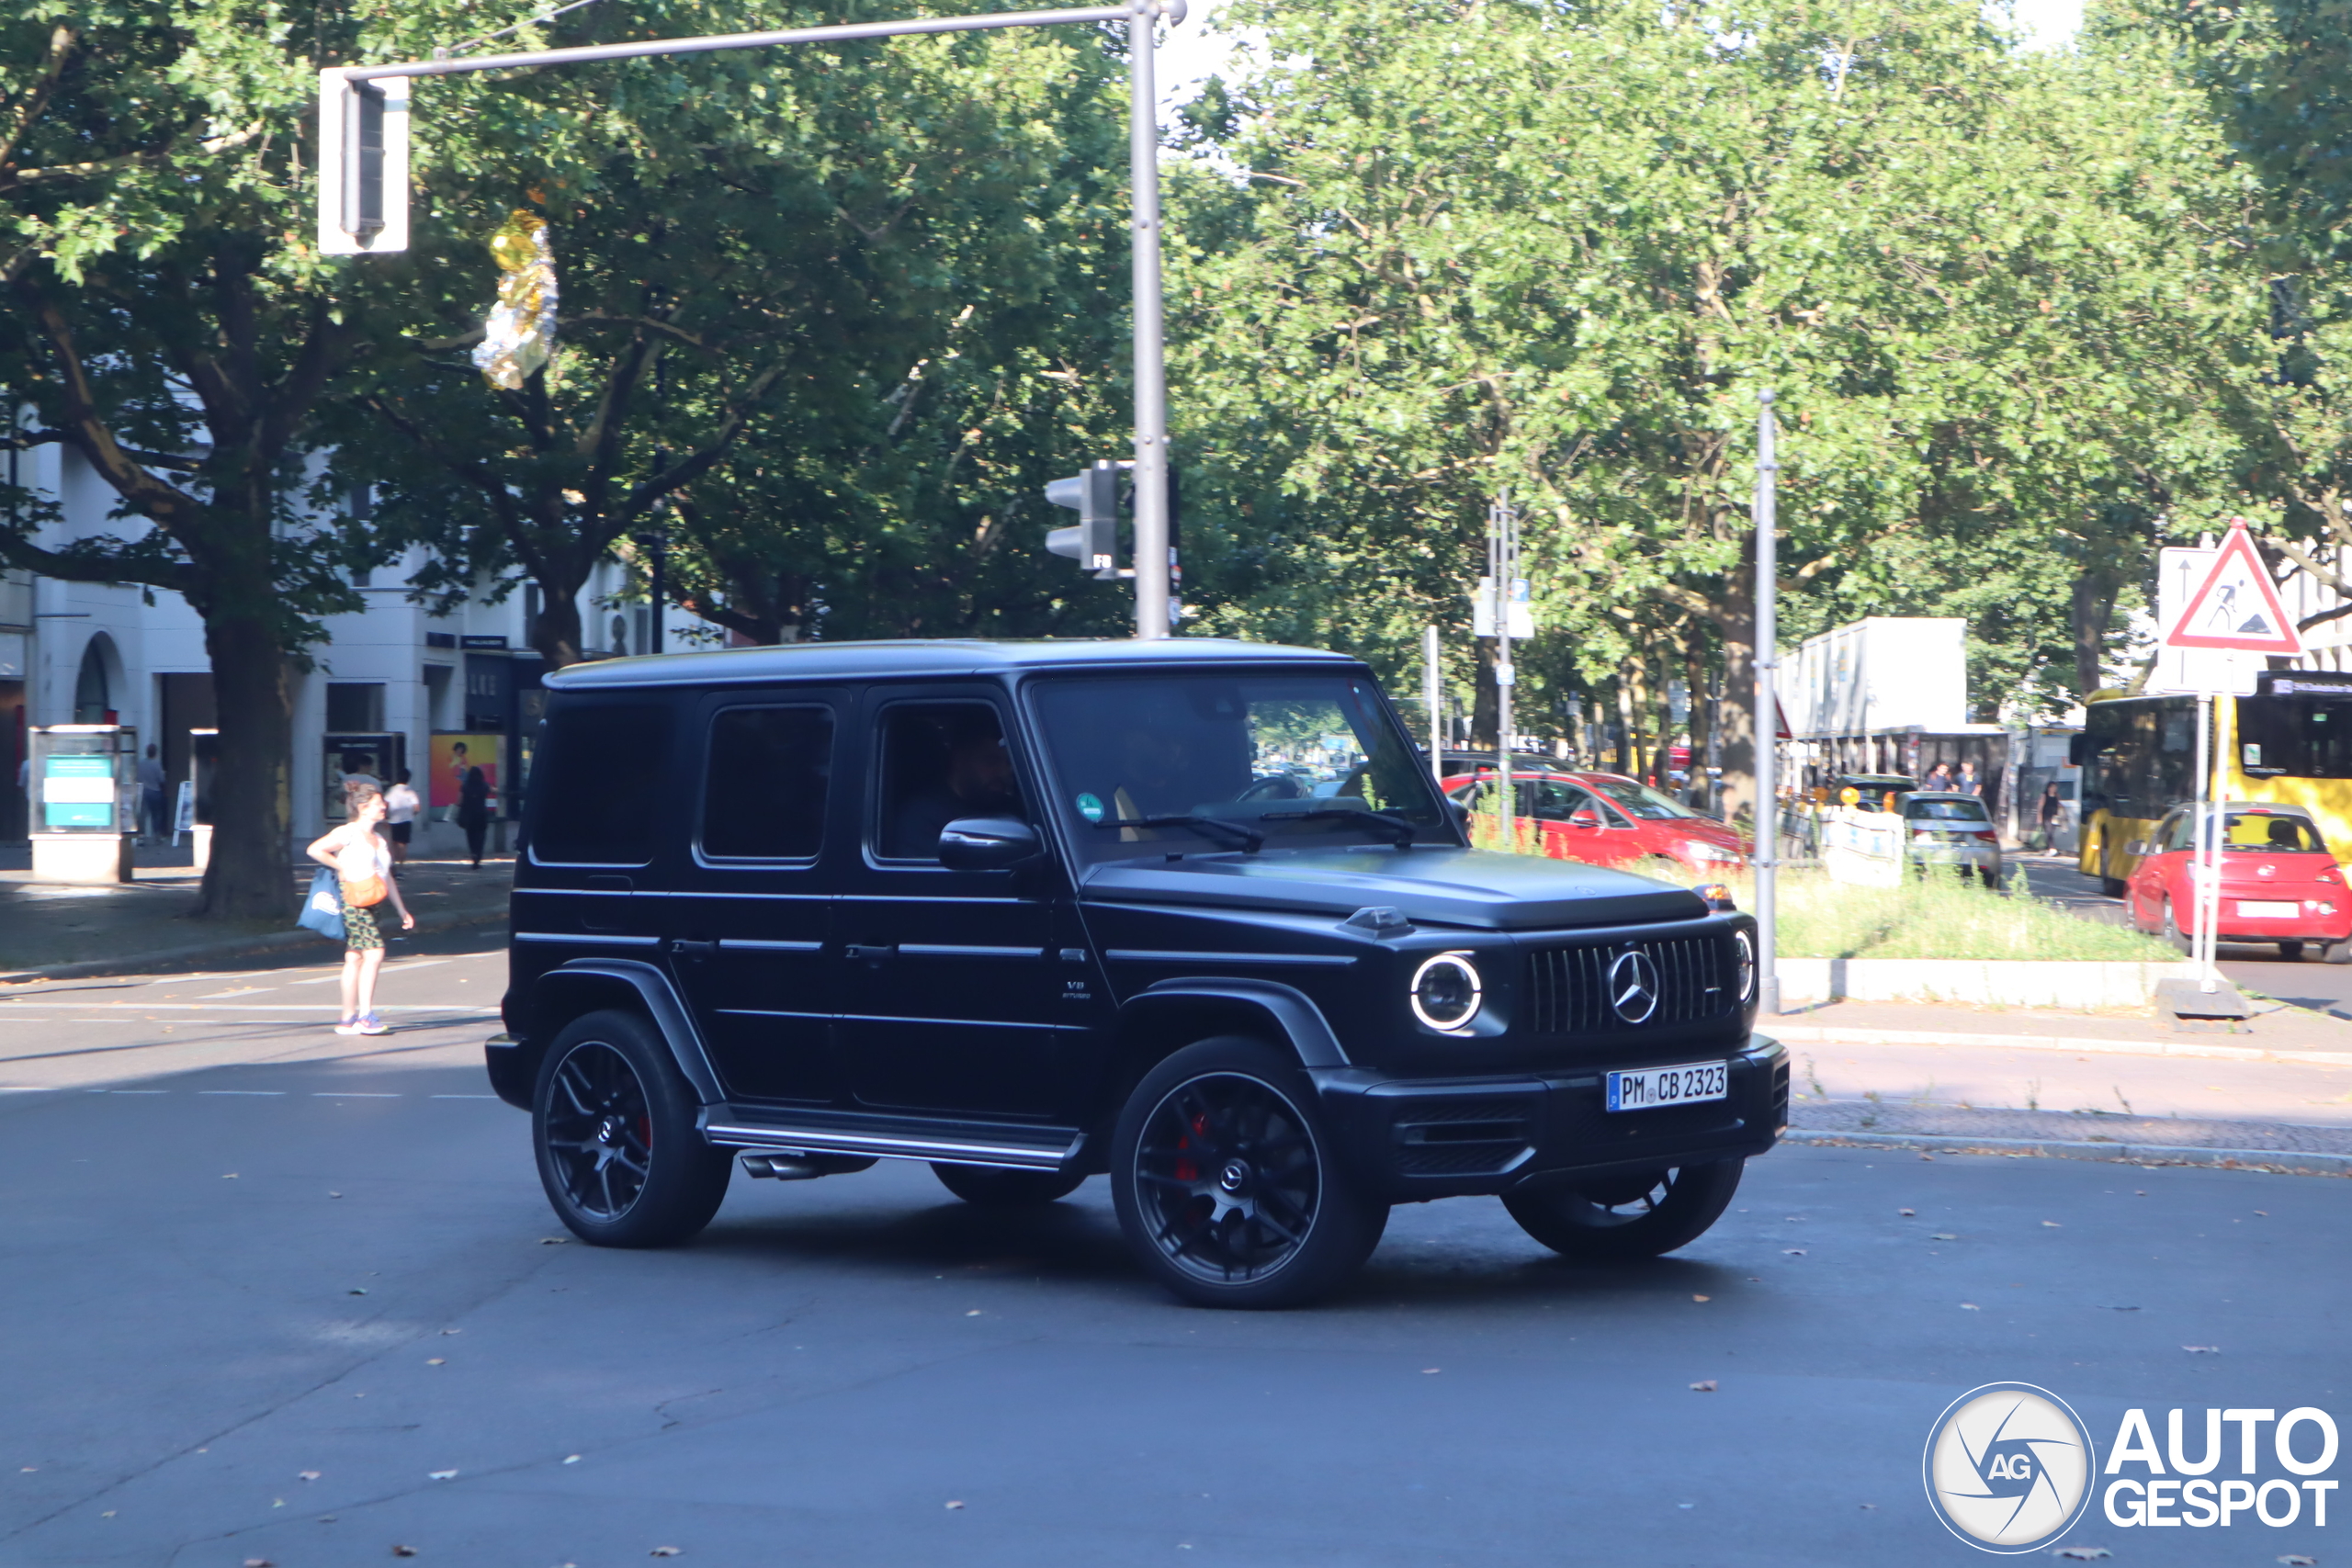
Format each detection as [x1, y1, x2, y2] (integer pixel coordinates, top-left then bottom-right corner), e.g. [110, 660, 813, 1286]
[832, 686, 1075, 1119]
[510, 695, 682, 980]
[665, 692, 843, 1106]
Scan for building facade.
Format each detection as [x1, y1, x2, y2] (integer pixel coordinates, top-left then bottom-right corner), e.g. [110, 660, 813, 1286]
[2, 442, 696, 850]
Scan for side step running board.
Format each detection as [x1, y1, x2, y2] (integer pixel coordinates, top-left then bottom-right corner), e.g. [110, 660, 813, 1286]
[703, 1120, 1080, 1172]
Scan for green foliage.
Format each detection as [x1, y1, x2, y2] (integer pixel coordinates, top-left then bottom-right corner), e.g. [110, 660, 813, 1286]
[1734, 867, 2181, 960]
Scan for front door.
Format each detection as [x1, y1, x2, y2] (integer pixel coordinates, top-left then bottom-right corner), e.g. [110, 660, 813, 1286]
[834, 690, 1071, 1119]
[665, 694, 842, 1105]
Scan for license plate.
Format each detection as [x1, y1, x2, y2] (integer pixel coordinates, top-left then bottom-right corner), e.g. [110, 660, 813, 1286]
[2236, 900, 2301, 919]
[1606, 1061, 1730, 1113]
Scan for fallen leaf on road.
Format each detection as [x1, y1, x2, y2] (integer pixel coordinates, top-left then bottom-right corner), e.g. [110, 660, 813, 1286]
[298, 1471, 319, 1482]
[2041, 1221, 2063, 1228]
[650, 1551, 682, 1559]
[328, 1191, 342, 1199]
[2184, 1345, 2220, 1353]
[1690, 1381, 1717, 1393]
[944, 1500, 966, 1510]
[348, 1289, 368, 1296]
[538, 1237, 568, 1246]
[2255, 1210, 2269, 1217]
[393, 1548, 417, 1559]
[1421, 1368, 1440, 1374]
[243, 1559, 272, 1567]
[2050, 1549, 2110, 1561]
[425, 1359, 445, 1367]
[2278, 1555, 2317, 1566]
[1898, 1209, 1915, 1217]
[562, 1455, 581, 1465]
[1962, 1303, 1980, 1311]
[965, 1310, 982, 1317]
[1782, 1248, 1806, 1256]
[1692, 1294, 1710, 1303]
[440, 1328, 460, 1336]
[1919, 1154, 1934, 1161]
[1932, 1233, 1958, 1242]
[222, 1174, 237, 1179]
[428, 1470, 457, 1481]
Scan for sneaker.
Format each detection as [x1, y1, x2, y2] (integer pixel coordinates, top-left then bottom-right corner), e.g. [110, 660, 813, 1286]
[333, 1017, 362, 1036]
[356, 1014, 390, 1036]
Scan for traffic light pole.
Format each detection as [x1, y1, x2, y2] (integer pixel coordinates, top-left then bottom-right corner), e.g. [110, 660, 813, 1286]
[321, 0, 1183, 641]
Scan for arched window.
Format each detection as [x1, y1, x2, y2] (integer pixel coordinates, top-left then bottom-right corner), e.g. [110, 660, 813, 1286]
[74, 637, 113, 724]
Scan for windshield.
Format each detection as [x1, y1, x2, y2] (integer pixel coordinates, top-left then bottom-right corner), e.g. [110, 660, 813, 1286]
[1905, 799, 1990, 822]
[1028, 671, 1453, 862]
[1584, 776, 1702, 821]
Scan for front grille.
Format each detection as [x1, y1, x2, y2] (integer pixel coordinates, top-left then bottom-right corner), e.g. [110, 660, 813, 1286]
[1387, 1096, 1535, 1178]
[1524, 935, 1730, 1034]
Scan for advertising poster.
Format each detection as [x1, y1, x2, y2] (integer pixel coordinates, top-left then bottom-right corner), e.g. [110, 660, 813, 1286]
[430, 732, 502, 815]
[42, 752, 117, 829]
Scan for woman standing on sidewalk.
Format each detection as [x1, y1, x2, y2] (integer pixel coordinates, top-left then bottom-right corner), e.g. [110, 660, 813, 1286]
[306, 784, 414, 1036]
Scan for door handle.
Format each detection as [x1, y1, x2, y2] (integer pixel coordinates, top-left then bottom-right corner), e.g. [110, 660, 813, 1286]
[671, 939, 718, 960]
[843, 943, 897, 962]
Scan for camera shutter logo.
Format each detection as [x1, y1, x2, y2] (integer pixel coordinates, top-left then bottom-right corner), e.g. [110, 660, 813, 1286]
[1924, 1382, 2097, 1552]
[1607, 949, 1660, 1024]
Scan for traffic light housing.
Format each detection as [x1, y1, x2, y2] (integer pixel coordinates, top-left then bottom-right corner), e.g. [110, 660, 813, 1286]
[316, 72, 412, 255]
[1045, 460, 1119, 579]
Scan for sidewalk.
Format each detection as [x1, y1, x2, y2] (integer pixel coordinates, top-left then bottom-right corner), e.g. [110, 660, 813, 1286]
[0, 850, 514, 979]
[1770, 996, 2352, 1174]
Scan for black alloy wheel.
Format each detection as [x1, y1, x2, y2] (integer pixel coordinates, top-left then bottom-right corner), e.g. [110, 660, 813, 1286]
[1111, 1037, 1386, 1309]
[1501, 1159, 1745, 1262]
[931, 1163, 1087, 1206]
[533, 1010, 730, 1247]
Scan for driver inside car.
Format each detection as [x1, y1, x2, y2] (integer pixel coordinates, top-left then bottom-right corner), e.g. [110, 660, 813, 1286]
[889, 716, 1026, 859]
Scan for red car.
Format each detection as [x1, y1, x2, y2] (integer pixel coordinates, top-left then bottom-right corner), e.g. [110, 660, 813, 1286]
[1442, 768, 1750, 874]
[2123, 802, 2352, 960]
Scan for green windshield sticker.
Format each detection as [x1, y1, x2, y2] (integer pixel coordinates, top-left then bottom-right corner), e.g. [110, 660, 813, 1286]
[1075, 792, 1104, 823]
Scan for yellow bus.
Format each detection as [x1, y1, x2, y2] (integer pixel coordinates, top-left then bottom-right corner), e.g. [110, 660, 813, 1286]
[2075, 671, 2352, 893]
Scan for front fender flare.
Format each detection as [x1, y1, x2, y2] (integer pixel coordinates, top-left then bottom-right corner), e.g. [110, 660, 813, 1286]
[534, 959, 725, 1105]
[1123, 976, 1351, 1068]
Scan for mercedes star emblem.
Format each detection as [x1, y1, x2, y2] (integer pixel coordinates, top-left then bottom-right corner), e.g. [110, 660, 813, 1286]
[1607, 948, 1661, 1025]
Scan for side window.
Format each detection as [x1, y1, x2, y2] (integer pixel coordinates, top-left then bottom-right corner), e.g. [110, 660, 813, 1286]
[531, 702, 674, 865]
[2165, 813, 2195, 852]
[1532, 781, 1577, 820]
[874, 702, 1026, 862]
[700, 705, 833, 861]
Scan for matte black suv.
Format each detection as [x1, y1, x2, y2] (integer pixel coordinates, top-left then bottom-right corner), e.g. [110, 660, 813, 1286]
[488, 639, 1786, 1307]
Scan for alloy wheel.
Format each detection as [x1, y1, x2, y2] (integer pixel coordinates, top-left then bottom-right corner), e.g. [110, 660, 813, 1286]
[1131, 1072, 1321, 1285]
[542, 1041, 654, 1221]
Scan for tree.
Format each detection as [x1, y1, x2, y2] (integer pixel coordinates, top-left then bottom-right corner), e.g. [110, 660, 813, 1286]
[340, 9, 1136, 663]
[0, 0, 484, 919]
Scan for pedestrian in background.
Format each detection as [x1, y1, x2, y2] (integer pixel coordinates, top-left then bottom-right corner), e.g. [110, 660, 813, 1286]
[2036, 781, 2064, 852]
[457, 762, 497, 868]
[136, 742, 165, 844]
[384, 768, 420, 875]
[1955, 760, 1982, 797]
[1924, 761, 1954, 792]
[305, 783, 413, 1036]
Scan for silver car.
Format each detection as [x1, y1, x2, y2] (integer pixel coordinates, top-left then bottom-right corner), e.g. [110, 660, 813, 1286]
[1904, 791, 2004, 887]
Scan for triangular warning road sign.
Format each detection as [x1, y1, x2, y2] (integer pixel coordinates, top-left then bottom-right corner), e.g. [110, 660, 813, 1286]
[2164, 520, 2303, 655]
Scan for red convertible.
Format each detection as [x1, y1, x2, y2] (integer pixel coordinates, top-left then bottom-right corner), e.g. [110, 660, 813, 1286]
[1442, 768, 1750, 874]
[2123, 802, 2352, 961]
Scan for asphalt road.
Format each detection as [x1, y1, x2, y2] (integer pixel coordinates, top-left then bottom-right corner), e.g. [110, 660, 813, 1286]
[2, 948, 2346, 1566]
[2019, 855, 2352, 1016]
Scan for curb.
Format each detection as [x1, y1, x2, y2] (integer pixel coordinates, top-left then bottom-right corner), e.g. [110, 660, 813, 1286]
[1768, 1023, 2352, 1069]
[1790, 1128, 2352, 1177]
[0, 904, 509, 986]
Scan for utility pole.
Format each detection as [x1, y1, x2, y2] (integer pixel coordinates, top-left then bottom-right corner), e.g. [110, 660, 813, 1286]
[317, 0, 1184, 641]
[1753, 390, 1781, 1018]
[1488, 494, 1519, 854]
[1422, 624, 1442, 784]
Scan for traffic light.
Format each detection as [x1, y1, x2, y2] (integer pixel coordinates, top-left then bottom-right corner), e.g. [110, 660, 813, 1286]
[316, 72, 412, 255]
[1045, 460, 1120, 580]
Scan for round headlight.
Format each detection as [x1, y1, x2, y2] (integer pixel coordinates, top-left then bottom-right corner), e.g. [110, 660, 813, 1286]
[1733, 929, 1757, 1005]
[1409, 953, 1483, 1032]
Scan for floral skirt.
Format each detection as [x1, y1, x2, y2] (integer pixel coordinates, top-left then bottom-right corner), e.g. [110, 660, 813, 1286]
[342, 896, 383, 951]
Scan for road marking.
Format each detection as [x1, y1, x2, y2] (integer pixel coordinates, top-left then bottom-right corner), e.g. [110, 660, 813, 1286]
[198, 1089, 287, 1097]
[0, 1086, 49, 1093]
[198, 987, 277, 998]
[430, 1094, 501, 1100]
[0, 1003, 497, 1014]
[313, 1091, 403, 1098]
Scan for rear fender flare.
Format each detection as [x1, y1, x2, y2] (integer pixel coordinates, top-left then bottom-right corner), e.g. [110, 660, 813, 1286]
[532, 959, 725, 1106]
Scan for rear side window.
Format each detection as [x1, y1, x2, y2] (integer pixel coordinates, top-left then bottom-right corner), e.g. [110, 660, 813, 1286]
[532, 702, 673, 864]
[701, 705, 833, 860]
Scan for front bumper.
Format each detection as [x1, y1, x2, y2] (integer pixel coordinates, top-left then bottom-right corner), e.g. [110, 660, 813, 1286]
[1312, 1034, 1788, 1201]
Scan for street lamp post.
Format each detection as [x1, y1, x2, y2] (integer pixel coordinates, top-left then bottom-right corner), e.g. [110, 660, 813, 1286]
[318, 0, 1183, 640]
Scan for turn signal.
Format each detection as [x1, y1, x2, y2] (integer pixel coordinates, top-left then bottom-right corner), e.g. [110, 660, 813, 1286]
[1692, 883, 1736, 911]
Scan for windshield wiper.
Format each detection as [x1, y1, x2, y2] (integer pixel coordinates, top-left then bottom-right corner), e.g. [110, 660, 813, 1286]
[1094, 814, 1265, 852]
[1261, 805, 1418, 845]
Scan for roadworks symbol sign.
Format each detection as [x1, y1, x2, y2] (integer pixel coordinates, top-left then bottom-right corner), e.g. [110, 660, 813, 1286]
[2165, 520, 2303, 656]
[1923, 1382, 2097, 1552]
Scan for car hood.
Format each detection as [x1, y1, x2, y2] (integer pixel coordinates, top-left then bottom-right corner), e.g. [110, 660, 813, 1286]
[1077, 848, 1706, 931]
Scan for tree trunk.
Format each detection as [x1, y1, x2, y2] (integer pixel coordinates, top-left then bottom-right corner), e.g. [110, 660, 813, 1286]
[197, 611, 292, 920]
[1717, 600, 1758, 832]
[530, 568, 589, 670]
[2070, 564, 2125, 701]
[1685, 642, 1713, 812]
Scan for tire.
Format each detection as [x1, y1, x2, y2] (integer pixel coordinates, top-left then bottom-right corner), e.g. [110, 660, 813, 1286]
[1110, 1036, 1387, 1309]
[533, 1009, 730, 1247]
[1502, 1159, 1744, 1262]
[932, 1163, 1087, 1206]
[2279, 941, 2308, 961]
[2161, 899, 2192, 956]
[2327, 941, 2352, 965]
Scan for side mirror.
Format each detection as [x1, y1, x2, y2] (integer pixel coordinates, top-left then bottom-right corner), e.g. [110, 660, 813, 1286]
[1567, 809, 1601, 829]
[1447, 797, 1471, 824]
[938, 816, 1044, 871]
